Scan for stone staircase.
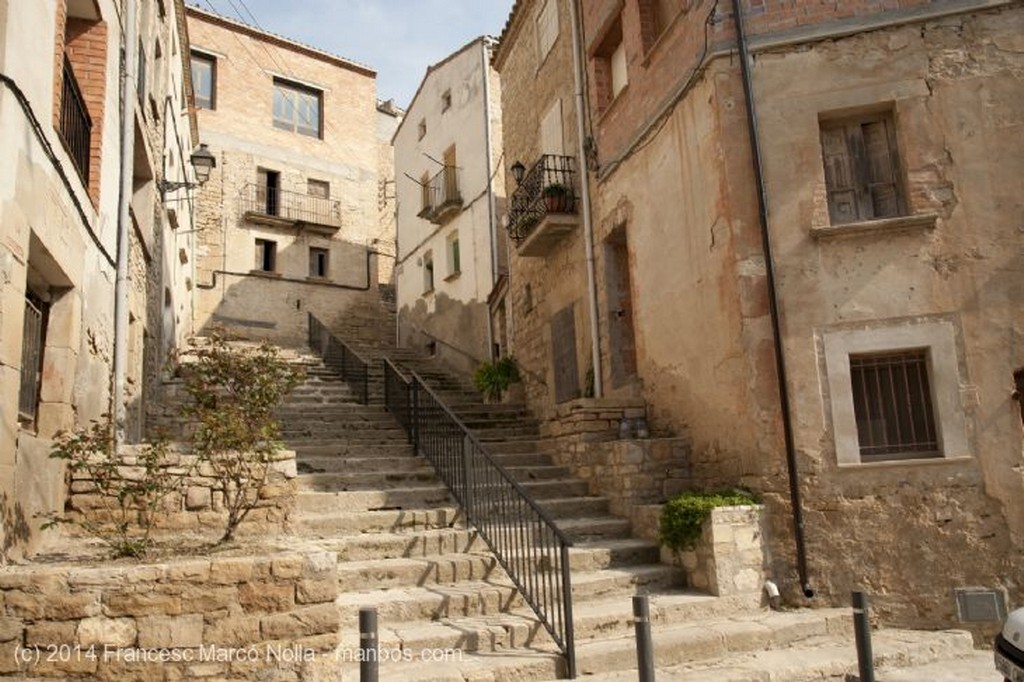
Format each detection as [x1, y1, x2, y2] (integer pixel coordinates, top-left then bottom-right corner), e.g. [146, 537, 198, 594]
[278, 343, 984, 680]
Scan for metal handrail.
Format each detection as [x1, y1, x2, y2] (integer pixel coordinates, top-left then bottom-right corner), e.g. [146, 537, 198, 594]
[307, 313, 369, 404]
[383, 359, 577, 678]
[239, 183, 343, 229]
[59, 55, 92, 184]
[507, 154, 578, 245]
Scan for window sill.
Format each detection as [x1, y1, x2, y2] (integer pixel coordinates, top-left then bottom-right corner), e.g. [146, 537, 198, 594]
[837, 454, 973, 470]
[444, 271, 461, 282]
[597, 83, 629, 125]
[306, 275, 331, 283]
[811, 213, 938, 239]
[249, 269, 281, 278]
[422, 288, 434, 296]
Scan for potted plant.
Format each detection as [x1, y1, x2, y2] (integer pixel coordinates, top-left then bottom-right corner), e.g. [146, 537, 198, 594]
[473, 356, 521, 403]
[541, 183, 574, 213]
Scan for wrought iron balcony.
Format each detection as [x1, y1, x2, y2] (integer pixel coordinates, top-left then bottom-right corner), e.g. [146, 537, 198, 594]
[507, 154, 579, 257]
[418, 166, 463, 224]
[59, 55, 92, 185]
[238, 183, 342, 233]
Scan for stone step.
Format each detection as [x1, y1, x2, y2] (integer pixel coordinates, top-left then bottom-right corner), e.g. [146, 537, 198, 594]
[569, 564, 683, 602]
[484, 439, 556, 454]
[335, 612, 547, 655]
[319, 528, 486, 562]
[551, 516, 633, 541]
[334, 553, 498, 592]
[295, 486, 452, 514]
[538, 495, 612, 519]
[335, 650, 563, 682]
[293, 443, 415, 458]
[567, 538, 661, 571]
[504, 464, 574, 481]
[297, 470, 441, 492]
[512, 479, 591, 499]
[554, 626, 978, 682]
[285, 436, 413, 448]
[281, 425, 408, 439]
[489, 452, 558, 468]
[296, 455, 430, 474]
[290, 506, 461, 535]
[335, 580, 524, 622]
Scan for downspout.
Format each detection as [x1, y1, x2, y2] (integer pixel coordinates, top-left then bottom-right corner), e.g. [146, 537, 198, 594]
[114, 0, 138, 447]
[569, 0, 603, 398]
[731, 0, 813, 598]
[481, 36, 498, 359]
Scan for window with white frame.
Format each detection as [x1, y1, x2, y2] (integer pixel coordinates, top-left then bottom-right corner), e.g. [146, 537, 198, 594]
[822, 321, 969, 465]
[190, 51, 215, 110]
[273, 78, 322, 138]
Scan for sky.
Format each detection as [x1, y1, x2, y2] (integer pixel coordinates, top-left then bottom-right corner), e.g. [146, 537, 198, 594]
[193, 0, 516, 108]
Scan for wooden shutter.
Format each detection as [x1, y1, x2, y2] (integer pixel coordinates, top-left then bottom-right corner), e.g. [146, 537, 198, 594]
[862, 119, 902, 218]
[821, 126, 860, 224]
[821, 114, 904, 225]
[551, 305, 580, 404]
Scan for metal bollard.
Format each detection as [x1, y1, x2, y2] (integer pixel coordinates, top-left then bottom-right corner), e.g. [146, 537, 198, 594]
[852, 591, 875, 682]
[633, 595, 655, 682]
[359, 607, 379, 682]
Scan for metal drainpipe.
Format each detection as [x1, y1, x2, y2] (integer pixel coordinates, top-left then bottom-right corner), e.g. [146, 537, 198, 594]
[481, 36, 498, 359]
[731, 0, 813, 598]
[569, 0, 603, 398]
[113, 0, 138, 447]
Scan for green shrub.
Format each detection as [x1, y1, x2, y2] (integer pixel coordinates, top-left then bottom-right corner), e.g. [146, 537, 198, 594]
[174, 334, 303, 543]
[473, 356, 520, 401]
[658, 490, 758, 553]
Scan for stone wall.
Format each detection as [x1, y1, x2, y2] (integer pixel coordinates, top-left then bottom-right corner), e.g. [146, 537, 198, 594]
[64, 444, 297, 539]
[0, 549, 338, 679]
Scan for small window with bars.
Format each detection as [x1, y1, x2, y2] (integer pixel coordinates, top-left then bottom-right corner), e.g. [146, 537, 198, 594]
[309, 247, 329, 278]
[849, 350, 939, 460]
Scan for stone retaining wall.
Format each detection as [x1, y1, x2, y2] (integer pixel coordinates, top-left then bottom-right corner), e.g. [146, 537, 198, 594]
[66, 444, 297, 538]
[0, 550, 339, 679]
[635, 504, 767, 598]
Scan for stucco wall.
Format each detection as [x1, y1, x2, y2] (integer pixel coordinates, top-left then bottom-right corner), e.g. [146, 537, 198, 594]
[394, 39, 504, 370]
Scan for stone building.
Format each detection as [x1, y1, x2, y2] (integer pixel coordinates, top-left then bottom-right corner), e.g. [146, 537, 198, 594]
[0, 0, 200, 555]
[496, 0, 1024, 629]
[375, 98, 403, 287]
[393, 37, 505, 373]
[186, 6, 388, 346]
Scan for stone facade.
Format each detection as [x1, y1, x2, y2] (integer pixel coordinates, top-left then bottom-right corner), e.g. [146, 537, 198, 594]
[375, 99, 403, 286]
[0, 0, 199, 557]
[0, 549, 339, 679]
[497, 0, 1024, 629]
[394, 37, 505, 375]
[187, 7, 387, 347]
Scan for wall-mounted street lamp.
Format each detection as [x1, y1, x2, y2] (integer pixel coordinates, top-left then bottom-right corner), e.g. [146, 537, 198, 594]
[159, 143, 217, 195]
[510, 160, 525, 186]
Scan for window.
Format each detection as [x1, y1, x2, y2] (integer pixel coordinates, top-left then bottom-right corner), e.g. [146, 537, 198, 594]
[446, 231, 461, 277]
[18, 295, 48, 425]
[190, 51, 215, 110]
[820, 112, 905, 225]
[419, 172, 432, 214]
[537, 0, 559, 61]
[441, 89, 452, 113]
[418, 119, 427, 140]
[255, 239, 277, 272]
[257, 168, 280, 216]
[423, 250, 434, 293]
[309, 247, 329, 278]
[593, 17, 627, 113]
[308, 179, 330, 199]
[822, 321, 969, 465]
[273, 78, 322, 138]
[137, 40, 147, 105]
[639, 0, 684, 52]
[849, 350, 939, 460]
[442, 145, 458, 204]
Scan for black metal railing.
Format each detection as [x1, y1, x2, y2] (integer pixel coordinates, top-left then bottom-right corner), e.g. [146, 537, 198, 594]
[507, 154, 578, 245]
[420, 166, 462, 223]
[383, 359, 577, 678]
[307, 313, 369, 404]
[59, 55, 92, 185]
[240, 183, 343, 229]
[18, 298, 45, 423]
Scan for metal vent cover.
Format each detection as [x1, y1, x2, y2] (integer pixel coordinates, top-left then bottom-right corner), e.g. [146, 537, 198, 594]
[955, 587, 1006, 623]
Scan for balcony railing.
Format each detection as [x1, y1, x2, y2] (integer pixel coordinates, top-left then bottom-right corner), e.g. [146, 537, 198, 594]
[418, 166, 463, 224]
[239, 183, 342, 231]
[59, 55, 92, 185]
[507, 154, 578, 249]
